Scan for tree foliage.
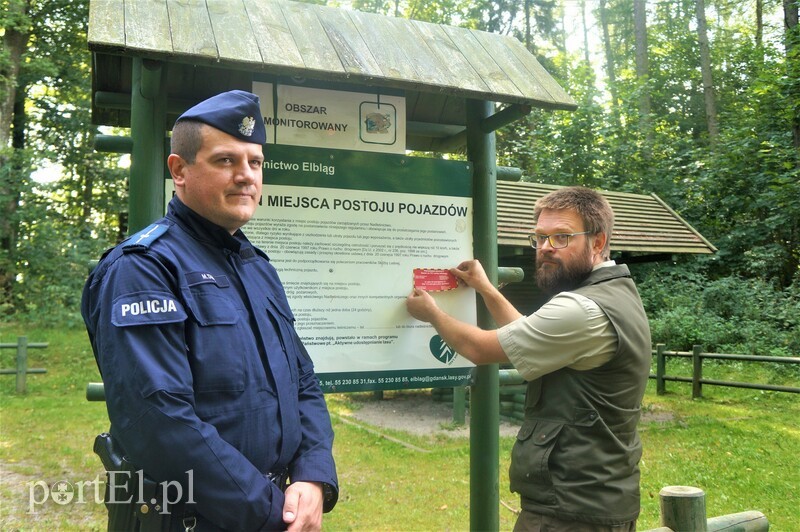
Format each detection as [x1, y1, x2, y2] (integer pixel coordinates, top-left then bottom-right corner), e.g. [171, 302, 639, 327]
[494, 0, 798, 291]
[1, 0, 126, 324]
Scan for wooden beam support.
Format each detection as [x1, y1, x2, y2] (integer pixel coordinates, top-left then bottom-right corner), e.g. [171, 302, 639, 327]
[497, 166, 522, 181]
[94, 135, 133, 154]
[431, 130, 467, 153]
[94, 90, 198, 119]
[480, 104, 531, 134]
[407, 121, 465, 138]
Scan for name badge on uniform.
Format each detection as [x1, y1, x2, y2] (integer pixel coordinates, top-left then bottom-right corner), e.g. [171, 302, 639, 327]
[111, 292, 187, 327]
[186, 271, 230, 288]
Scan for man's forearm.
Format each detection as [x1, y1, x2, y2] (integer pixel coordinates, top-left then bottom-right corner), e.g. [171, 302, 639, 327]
[428, 307, 508, 365]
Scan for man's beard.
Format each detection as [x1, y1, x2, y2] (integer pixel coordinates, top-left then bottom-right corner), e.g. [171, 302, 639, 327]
[535, 246, 593, 296]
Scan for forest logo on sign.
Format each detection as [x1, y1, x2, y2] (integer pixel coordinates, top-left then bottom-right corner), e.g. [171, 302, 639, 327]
[429, 335, 458, 365]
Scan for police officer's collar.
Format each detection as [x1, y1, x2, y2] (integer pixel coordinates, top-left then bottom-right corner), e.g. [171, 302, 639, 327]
[167, 196, 257, 257]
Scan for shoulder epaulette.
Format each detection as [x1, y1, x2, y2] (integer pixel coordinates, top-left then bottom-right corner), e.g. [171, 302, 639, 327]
[122, 223, 169, 253]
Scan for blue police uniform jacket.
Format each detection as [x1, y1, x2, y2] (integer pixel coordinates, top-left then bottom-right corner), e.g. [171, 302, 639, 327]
[82, 196, 338, 530]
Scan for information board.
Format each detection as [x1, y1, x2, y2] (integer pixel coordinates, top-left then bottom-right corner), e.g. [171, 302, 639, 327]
[260, 146, 475, 392]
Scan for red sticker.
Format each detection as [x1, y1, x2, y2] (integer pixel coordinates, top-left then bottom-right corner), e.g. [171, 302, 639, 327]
[413, 268, 459, 291]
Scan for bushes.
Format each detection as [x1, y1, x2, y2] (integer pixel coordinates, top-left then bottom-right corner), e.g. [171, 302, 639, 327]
[636, 264, 799, 358]
[8, 214, 104, 328]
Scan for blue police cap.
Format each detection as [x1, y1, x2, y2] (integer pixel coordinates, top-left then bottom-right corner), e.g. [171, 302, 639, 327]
[176, 90, 266, 144]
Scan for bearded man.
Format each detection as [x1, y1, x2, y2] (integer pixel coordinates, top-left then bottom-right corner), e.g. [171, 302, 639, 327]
[406, 186, 651, 531]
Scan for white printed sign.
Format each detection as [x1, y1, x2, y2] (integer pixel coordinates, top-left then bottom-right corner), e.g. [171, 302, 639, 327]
[253, 82, 405, 154]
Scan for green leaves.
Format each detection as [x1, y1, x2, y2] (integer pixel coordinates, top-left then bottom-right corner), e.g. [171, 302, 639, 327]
[639, 265, 800, 357]
[2, 0, 124, 324]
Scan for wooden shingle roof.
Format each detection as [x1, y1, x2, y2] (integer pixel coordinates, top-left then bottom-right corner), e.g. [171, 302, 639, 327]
[87, 0, 576, 150]
[497, 182, 716, 255]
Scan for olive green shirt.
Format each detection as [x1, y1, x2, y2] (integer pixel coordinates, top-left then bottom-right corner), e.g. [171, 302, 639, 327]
[498, 261, 618, 379]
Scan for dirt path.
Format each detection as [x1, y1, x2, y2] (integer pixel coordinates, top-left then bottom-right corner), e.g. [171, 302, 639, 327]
[346, 392, 521, 438]
[344, 391, 674, 438]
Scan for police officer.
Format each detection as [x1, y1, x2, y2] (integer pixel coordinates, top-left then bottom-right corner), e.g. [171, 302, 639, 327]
[82, 90, 338, 530]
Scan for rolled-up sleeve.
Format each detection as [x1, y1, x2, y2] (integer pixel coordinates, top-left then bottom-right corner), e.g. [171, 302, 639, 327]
[497, 292, 617, 381]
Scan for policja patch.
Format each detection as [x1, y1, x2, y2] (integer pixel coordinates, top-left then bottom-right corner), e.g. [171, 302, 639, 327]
[111, 292, 187, 327]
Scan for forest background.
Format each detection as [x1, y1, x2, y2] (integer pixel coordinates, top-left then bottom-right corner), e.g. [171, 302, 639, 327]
[1, 0, 799, 358]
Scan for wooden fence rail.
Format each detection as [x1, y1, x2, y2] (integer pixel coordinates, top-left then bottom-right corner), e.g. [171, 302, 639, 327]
[472, 345, 799, 423]
[1, 336, 48, 393]
[653, 344, 800, 398]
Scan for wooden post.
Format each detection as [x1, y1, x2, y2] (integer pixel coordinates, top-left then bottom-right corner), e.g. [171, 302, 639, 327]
[707, 511, 769, 531]
[656, 343, 666, 395]
[86, 382, 106, 402]
[466, 98, 500, 532]
[660, 486, 708, 531]
[128, 58, 167, 234]
[16, 336, 28, 394]
[452, 386, 466, 425]
[692, 345, 703, 399]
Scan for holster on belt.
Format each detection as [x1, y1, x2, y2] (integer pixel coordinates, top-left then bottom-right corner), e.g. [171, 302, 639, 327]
[93, 433, 181, 532]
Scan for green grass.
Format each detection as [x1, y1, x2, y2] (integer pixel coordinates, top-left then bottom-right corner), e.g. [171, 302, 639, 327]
[0, 327, 109, 530]
[1, 325, 798, 530]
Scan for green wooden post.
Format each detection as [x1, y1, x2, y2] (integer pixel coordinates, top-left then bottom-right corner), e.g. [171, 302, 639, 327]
[466, 98, 500, 532]
[86, 382, 106, 402]
[129, 58, 168, 234]
[692, 345, 703, 399]
[16, 336, 28, 394]
[707, 510, 769, 531]
[94, 134, 133, 154]
[452, 386, 466, 425]
[656, 343, 666, 395]
[659, 486, 708, 531]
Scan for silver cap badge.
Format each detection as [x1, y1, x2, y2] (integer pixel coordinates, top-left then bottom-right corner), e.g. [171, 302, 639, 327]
[239, 116, 256, 137]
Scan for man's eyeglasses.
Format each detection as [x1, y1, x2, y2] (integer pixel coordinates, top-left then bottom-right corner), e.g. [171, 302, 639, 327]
[528, 231, 592, 249]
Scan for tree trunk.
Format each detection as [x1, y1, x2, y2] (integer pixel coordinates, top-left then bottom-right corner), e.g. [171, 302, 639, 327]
[80, 129, 94, 224]
[0, 0, 32, 310]
[598, 0, 621, 130]
[1, 2, 29, 148]
[695, 0, 720, 142]
[581, 0, 591, 65]
[634, 0, 653, 144]
[756, 0, 764, 49]
[784, 0, 800, 151]
[524, 0, 531, 51]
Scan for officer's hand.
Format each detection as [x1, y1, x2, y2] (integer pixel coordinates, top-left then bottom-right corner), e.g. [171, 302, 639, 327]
[406, 288, 439, 323]
[283, 481, 323, 532]
[451, 259, 493, 293]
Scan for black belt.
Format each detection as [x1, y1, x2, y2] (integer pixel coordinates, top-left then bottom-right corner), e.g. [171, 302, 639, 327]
[267, 468, 289, 490]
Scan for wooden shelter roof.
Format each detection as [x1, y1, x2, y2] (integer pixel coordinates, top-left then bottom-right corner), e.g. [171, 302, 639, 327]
[87, 0, 576, 150]
[497, 182, 717, 255]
